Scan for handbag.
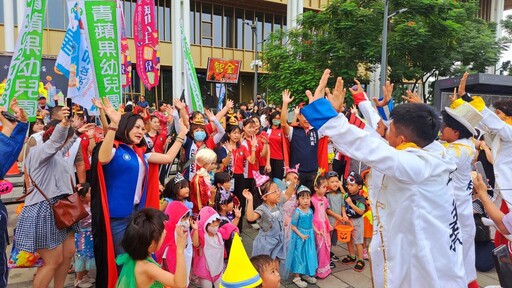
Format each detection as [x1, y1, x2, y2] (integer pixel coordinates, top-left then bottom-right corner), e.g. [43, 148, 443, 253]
[28, 173, 88, 230]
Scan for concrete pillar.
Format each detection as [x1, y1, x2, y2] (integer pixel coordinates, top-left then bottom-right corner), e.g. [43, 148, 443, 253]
[3, 0, 15, 52]
[287, 0, 303, 30]
[171, 0, 183, 101]
[17, 0, 25, 28]
[488, 0, 504, 74]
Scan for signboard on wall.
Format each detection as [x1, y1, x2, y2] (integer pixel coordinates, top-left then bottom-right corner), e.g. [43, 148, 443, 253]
[206, 58, 241, 84]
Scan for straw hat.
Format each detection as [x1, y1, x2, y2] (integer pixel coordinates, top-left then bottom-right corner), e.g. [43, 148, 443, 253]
[220, 233, 262, 288]
[445, 101, 482, 136]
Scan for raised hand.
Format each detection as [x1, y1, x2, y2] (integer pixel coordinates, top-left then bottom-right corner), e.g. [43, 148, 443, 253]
[174, 99, 186, 110]
[351, 104, 358, 115]
[175, 225, 188, 251]
[9, 98, 27, 122]
[373, 81, 393, 107]
[349, 79, 364, 96]
[448, 87, 458, 104]
[294, 105, 300, 116]
[190, 218, 199, 230]
[458, 72, 469, 96]
[306, 69, 331, 104]
[91, 98, 104, 110]
[242, 189, 253, 201]
[282, 89, 294, 105]
[78, 123, 96, 134]
[177, 118, 189, 137]
[473, 173, 489, 200]
[60, 106, 71, 126]
[204, 109, 216, 122]
[234, 205, 242, 218]
[402, 90, 422, 103]
[226, 99, 234, 109]
[325, 76, 346, 113]
[102, 98, 121, 125]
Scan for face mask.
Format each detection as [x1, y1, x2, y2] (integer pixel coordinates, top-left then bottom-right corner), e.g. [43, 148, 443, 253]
[272, 120, 280, 126]
[193, 131, 207, 142]
[207, 225, 219, 235]
[180, 219, 190, 230]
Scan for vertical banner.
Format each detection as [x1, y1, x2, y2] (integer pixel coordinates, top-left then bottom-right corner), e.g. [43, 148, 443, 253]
[118, 0, 132, 89]
[55, 0, 96, 112]
[180, 21, 203, 113]
[83, 0, 122, 109]
[1, 0, 48, 121]
[216, 83, 226, 111]
[134, 0, 160, 90]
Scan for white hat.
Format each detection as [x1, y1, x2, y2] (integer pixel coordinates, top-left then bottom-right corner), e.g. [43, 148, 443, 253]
[444, 102, 483, 136]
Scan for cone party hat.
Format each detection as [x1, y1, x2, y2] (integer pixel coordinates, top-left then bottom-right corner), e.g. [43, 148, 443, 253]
[220, 233, 262, 288]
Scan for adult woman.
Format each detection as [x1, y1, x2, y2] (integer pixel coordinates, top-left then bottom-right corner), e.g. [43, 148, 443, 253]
[16, 106, 92, 288]
[145, 115, 168, 153]
[91, 98, 188, 288]
[266, 111, 287, 179]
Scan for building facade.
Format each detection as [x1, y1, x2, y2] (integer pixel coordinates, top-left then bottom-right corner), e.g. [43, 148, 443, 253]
[0, 0, 331, 108]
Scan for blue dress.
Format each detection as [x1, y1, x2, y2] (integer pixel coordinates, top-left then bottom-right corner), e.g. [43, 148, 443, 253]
[286, 208, 318, 276]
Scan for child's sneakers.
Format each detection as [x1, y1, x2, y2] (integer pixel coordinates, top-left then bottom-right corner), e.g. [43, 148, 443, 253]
[330, 260, 336, 269]
[341, 255, 357, 264]
[74, 278, 93, 288]
[330, 252, 340, 262]
[293, 276, 308, 288]
[302, 275, 317, 284]
[354, 259, 365, 272]
[363, 248, 369, 260]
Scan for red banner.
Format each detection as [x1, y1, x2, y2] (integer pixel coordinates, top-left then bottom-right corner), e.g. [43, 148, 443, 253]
[206, 58, 241, 84]
[118, 1, 131, 89]
[134, 0, 160, 90]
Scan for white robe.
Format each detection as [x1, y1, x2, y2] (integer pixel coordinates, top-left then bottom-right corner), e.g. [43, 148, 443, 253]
[442, 138, 477, 283]
[302, 100, 465, 288]
[480, 107, 512, 209]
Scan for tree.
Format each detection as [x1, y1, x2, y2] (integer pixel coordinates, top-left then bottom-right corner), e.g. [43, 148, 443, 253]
[262, 0, 503, 105]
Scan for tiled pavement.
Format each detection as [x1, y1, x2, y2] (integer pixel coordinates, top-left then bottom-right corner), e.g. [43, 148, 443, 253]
[2, 174, 501, 287]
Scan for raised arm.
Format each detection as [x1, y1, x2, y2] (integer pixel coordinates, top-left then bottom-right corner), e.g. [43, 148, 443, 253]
[96, 98, 121, 165]
[148, 119, 189, 164]
[280, 90, 293, 137]
[474, 174, 510, 235]
[243, 189, 260, 222]
[216, 99, 234, 121]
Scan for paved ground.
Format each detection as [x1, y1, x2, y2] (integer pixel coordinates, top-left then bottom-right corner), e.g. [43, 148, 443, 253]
[2, 173, 502, 287]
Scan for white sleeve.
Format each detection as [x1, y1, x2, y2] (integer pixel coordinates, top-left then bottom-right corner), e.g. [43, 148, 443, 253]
[212, 119, 225, 144]
[481, 107, 512, 141]
[287, 126, 293, 142]
[358, 100, 382, 130]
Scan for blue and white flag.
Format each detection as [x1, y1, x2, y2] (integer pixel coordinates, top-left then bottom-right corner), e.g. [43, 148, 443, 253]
[55, 1, 97, 113]
[216, 83, 226, 111]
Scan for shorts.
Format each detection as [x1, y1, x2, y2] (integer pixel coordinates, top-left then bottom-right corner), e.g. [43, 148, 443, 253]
[350, 217, 364, 245]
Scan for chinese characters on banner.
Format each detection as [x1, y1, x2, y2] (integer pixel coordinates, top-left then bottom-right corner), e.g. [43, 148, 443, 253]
[134, 0, 160, 90]
[55, 0, 97, 112]
[83, 0, 122, 109]
[181, 21, 203, 113]
[1, 0, 49, 121]
[206, 58, 242, 84]
[118, 0, 132, 89]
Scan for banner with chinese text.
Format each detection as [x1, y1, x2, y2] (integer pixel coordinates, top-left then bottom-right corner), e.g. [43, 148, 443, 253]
[55, 0, 97, 112]
[134, 0, 159, 90]
[118, 0, 132, 89]
[180, 21, 203, 113]
[1, 0, 48, 121]
[83, 0, 122, 109]
[207, 58, 241, 84]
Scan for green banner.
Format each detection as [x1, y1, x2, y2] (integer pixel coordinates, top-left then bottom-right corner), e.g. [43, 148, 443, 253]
[1, 0, 48, 121]
[83, 0, 121, 109]
[181, 21, 203, 113]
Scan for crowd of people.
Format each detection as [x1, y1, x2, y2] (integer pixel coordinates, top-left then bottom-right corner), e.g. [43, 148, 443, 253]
[0, 69, 512, 288]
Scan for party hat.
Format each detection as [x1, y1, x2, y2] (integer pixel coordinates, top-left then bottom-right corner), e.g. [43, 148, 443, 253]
[220, 233, 262, 288]
[253, 170, 270, 188]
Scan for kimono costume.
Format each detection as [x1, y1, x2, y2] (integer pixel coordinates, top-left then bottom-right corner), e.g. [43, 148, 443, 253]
[302, 99, 466, 288]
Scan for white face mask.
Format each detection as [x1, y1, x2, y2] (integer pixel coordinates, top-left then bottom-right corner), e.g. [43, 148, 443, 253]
[207, 225, 219, 235]
[180, 219, 190, 230]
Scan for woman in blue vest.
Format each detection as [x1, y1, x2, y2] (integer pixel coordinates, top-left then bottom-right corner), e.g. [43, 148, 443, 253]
[90, 98, 188, 287]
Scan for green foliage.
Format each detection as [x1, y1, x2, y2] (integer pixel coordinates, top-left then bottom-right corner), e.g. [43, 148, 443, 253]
[262, 0, 503, 105]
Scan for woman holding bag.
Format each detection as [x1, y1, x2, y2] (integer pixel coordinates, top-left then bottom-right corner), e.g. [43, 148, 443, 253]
[15, 106, 94, 288]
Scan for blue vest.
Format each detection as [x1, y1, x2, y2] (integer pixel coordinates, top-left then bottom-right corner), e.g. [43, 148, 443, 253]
[103, 144, 148, 218]
[290, 127, 318, 173]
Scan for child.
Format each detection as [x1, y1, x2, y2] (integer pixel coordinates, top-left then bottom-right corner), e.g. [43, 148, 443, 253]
[161, 172, 193, 211]
[282, 164, 300, 244]
[74, 183, 95, 288]
[116, 208, 188, 288]
[311, 175, 332, 278]
[286, 185, 318, 288]
[360, 169, 372, 260]
[190, 148, 218, 213]
[251, 255, 281, 288]
[155, 201, 194, 286]
[244, 171, 295, 262]
[213, 172, 241, 257]
[325, 171, 348, 268]
[192, 206, 224, 287]
[341, 172, 366, 272]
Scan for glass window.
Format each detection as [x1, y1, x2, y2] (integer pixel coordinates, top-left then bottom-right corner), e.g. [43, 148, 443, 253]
[0, 1, 4, 24]
[164, 4, 171, 42]
[201, 3, 212, 22]
[47, 0, 66, 30]
[244, 11, 254, 51]
[264, 13, 273, 42]
[223, 7, 234, 48]
[213, 5, 222, 47]
[235, 9, 244, 49]
[162, 69, 172, 102]
[201, 3, 212, 46]
[190, 2, 199, 44]
[156, 0, 171, 42]
[255, 12, 264, 51]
